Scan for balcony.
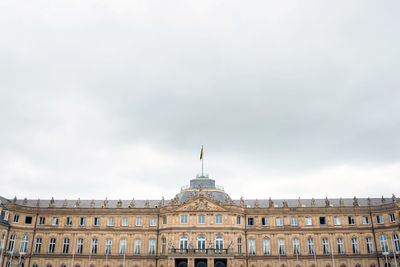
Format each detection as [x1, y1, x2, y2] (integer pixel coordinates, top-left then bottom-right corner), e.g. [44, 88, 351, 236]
[168, 248, 233, 255]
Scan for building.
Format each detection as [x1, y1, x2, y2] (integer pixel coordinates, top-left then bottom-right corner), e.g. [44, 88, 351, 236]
[0, 173, 399, 267]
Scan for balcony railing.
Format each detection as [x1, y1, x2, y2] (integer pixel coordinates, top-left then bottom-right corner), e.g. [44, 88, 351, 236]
[169, 248, 232, 255]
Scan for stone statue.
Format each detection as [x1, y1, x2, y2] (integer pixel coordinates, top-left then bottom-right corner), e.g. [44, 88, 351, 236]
[269, 197, 274, 208]
[145, 200, 150, 208]
[381, 196, 386, 203]
[90, 200, 95, 208]
[49, 197, 55, 208]
[254, 199, 260, 208]
[392, 194, 396, 203]
[339, 198, 344, 207]
[353, 196, 359, 207]
[311, 198, 316, 207]
[103, 198, 108, 208]
[240, 197, 245, 208]
[129, 198, 135, 208]
[62, 199, 68, 208]
[325, 197, 330, 207]
[75, 198, 81, 208]
[367, 197, 371, 206]
[283, 200, 288, 208]
[23, 198, 28, 205]
[117, 199, 122, 208]
[298, 197, 302, 207]
[36, 199, 40, 207]
[13, 196, 17, 203]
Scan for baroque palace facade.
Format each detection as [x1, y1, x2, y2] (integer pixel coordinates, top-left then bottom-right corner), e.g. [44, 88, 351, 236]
[0, 174, 399, 267]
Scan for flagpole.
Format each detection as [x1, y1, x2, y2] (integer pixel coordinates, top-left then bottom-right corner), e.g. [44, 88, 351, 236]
[201, 145, 204, 176]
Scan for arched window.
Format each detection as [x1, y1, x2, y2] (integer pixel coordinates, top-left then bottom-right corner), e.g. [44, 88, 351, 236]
[384, 264, 391, 267]
[197, 236, 206, 250]
[19, 235, 29, 253]
[180, 236, 188, 249]
[215, 236, 224, 250]
[355, 264, 361, 267]
[380, 235, 389, 254]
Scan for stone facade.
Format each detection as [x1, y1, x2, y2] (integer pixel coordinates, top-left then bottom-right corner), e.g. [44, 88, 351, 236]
[0, 175, 399, 267]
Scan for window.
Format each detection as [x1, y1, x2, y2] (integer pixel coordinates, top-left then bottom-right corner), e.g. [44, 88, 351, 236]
[161, 238, 166, 255]
[91, 239, 98, 254]
[237, 216, 241, 224]
[122, 217, 128, 227]
[291, 217, 298, 226]
[198, 215, 205, 224]
[216, 215, 223, 224]
[322, 238, 330, 255]
[366, 237, 374, 254]
[0, 234, 5, 250]
[362, 216, 370, 224]
[337, 238, 344, 254]
[305, 217, 312, 226]
[94, 217, 100, 226]
[39, 217, 46, 225]
[25, 216, 32, 224]
[107, 217, 114, 226]
[52, 217, 58, 225]
[276, 217, 283, 226]
[249, 239, 256, 255]
[238, 238, 242, 254]
[148, 239, 156, 255]
[13, 214, 19, 223]
[197, 236, 206, 250]
[263, 239, 270, 255]
[136, 217, 143, 226]
[180, 215, 188, 224]
[352, 238, 359, 254]
[8, 234, 16, 252]
[119, 239, 126, 254]
[180, 236, 188, 249]
[76, 238, 83, 254]
[376, 215, 384, 224]
[348, 216, 355, 225]
[162, 216, 167, 224]
[308, 238, 315, 255]
[19, 235, 29, 254]
[278, 239, 285, 255]
[334, 216, 341, 225]
[380, 235, 389, 254]
[393, 234, 400, 253]
[49, 238, 56, 254]
[150, 217, 157, 226]
[134, 239, 141, 255]
[105, 238, 112, 255]
[215, 236, 224, 250]
[248, 217, 254, 226]
[66, 217, 72, 226]
[80, 217, 86, 226]
[319, 217, 327, 225]
[62, 238, 70, 254]
[293, 238, 300, 255]
[389, 214, 396, 223]
[34, 237, 42, 254]
[262, 217, 269, 226]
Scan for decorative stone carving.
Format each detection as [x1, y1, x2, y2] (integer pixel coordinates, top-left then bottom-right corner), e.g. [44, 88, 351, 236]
[381, 196, 386, 203]
[90, 200, 95, 208]
[183, 199, 212, 211]
[49, 197, 55, 208]
[145, 200, 150, 208]
[160, 196, 165, 207]
[240, 197, 245, 208]
[339, 198, 344, 207]
[283, 200, 288, 208]
[75, 198, 80, 208]
[117, 199, 122, 208]
[103, 198, 108, 208]
[311, 198, 316, 207]
[22, 198, 28, 205]
[224, 194, 233, 205]
[129, 198, 136, 208]
[36, 199, 40, 207]
[325, 197, 330, 207]
[392, 194, 396, 203]
[62, 199, 68, 208]
[269, 197, 274, 208]
[367, 197, 371, 206]
[298, 197, 302, 207]
[353, 196, 359, 207]
[254, 199, 260, 208]
[13, 196, 17, 204]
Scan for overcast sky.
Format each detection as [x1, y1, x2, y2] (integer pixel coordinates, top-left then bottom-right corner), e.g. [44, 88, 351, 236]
[1, 0, 399, 201]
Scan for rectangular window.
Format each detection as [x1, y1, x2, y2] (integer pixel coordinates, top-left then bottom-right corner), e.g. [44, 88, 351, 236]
[198, 215, 205, 224]
[107, 217, 114, 226]
[8, 234, 16, 252]
[362, 216, 370, 224]
[352, 238, 359, 254]
[105, 238, 112, 255]
[262, 217, 269, 226]
[39, 217, 46, 225]
[216, 215, 223, 224]
[263, 239, 270, 255]
[376, 215, 384, 224]
[238, 238, 242, 254]
[76, 238, 83, 254]
[25, 216, 32, 224]
[249, 239, 256, 255]
[291, 217, 298, 226]
[237, 216, 241, 224]
[0, 234, 5, 250]
[393, 234, 400, 253]
[19, 235, 28, 254]
[49, 238, 56, 254]
[319, 217, 327, 225]
[119, 239, 127, 254]
[150, 217, 157, 226]
[337, 238, 344, 254]
[52, 217, 58, 225]
[334, 216, 341, 225]
[308, 238, 315, 255]
[278, 239, 285, 255]
[348, 216, 355, 225]
[180, 215, 188, 224]
[91, 239, 98, 254]
[276, 217, 283, 226]
[161, 238, 166, 255]
[80, 217, 86, 226]
[380, 235, 389, 254]
[248, 217, 254, 226]
[13, 214, 19, 223]
[94, 217, 100, 226]
[134, 239, 141, 255]
[122, 217, 129, 226]
[136, 217, 143, 226]
[322, 238, 330, 254]
[162, 216, 167, 224]
[366, 237, 374, 254]
[66, 217, 72, 226]
[34, 237, 42, 254]
[148, 239, 156, 255]
[305, 217, 312, 226]
[293, 238, 300, 255]
[389, 213, 396, 223]
[62, 238, 70, 254]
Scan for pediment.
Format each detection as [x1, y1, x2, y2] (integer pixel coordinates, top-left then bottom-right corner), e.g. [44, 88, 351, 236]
[177, 197, 226, 212]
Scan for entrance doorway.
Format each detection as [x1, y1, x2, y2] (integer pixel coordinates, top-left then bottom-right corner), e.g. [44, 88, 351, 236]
[195, 258, 207, 267]
[175, 259, 188, 267]
[214, 259, 227, 267]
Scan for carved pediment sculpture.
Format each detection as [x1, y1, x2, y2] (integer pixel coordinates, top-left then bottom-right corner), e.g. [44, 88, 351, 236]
[178, 198, 225, 211]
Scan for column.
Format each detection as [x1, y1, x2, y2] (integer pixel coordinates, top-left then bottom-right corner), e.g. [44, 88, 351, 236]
[208, 258, 215, 267]
[189, 258, 194, 267]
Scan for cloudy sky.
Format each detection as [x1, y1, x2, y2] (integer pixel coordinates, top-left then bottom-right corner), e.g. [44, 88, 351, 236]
[1, 0, 399, 201]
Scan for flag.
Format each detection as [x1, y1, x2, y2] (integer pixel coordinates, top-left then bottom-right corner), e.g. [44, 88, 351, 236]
[200, 146, 203, 160]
